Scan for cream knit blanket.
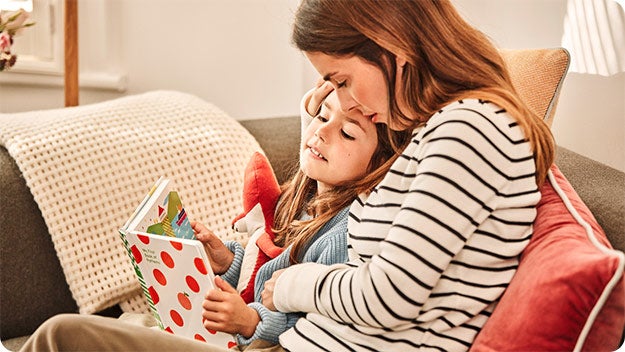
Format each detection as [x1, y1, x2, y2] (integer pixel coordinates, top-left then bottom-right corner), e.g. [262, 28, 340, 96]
[0, 91, 262, 314]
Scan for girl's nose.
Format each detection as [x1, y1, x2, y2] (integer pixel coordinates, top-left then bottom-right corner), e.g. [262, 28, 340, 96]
[314, 127, 326, 142]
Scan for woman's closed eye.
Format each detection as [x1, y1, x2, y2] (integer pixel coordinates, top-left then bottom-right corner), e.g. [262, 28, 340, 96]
[316, 115, 328, 122]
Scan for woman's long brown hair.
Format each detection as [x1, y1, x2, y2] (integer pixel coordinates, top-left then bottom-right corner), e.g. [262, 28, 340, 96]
[273, 124, 411, 264]
[292, 0, 555, 185]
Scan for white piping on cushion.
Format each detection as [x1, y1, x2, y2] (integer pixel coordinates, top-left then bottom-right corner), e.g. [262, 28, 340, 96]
[546, 169, 625, 352]
[542, 48, 571, 123]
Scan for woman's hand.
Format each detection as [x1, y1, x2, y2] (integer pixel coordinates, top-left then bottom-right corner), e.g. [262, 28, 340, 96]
[192, 221, 234, 274]
[305, 79, 334, 116]
[261, 269, 286, 311]
[202, 276, 260, 337]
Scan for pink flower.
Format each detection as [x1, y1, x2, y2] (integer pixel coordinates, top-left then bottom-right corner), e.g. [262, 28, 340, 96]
[0, 32, 10, 53]
[0, 9, 34, 36]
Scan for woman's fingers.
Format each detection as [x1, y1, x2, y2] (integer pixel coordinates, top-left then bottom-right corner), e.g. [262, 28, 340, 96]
[306, 80, 334, 116]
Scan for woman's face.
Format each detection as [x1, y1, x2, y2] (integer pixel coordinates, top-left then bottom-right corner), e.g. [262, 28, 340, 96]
[300, 91, 379, 195]
[306, 51, 398, 129]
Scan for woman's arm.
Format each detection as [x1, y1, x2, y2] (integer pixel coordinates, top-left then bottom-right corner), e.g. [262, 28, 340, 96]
[242, 208, 349, 344]
[270, 103, 537, 329]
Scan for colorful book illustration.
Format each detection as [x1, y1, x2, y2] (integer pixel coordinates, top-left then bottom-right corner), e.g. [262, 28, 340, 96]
[119, 177, 236, 347]
[121, 177, 195, 240]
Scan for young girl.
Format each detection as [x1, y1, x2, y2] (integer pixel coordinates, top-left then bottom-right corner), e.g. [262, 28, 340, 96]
[183, 89, 410, 346]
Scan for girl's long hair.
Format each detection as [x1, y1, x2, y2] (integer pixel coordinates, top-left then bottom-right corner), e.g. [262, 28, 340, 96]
[292, 0, 555, 185]
[273, 124, 410, 264]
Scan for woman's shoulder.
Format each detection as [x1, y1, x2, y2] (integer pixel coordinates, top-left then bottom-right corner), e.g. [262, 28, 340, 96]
[434, 98, 509, 122]
[421, 98, 525, 141]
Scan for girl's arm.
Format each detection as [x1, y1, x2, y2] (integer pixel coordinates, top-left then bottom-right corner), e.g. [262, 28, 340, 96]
[219, 241, 245, 289]
[239, 209, 349, 344]
[270, 105, 537, 329]
[192, 221, 244, 288]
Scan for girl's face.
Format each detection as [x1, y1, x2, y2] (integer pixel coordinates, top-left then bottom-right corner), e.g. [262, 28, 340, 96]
[305, 51, 397, 129]
[300, 91, 379, 194]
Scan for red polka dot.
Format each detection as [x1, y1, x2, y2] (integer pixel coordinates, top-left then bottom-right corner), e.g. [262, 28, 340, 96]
[186, 275, 200, 293]
[148, 286, 159, 304]
[138, 234, 150, 244]
[194, 334, 206, 342]
[194, 257, 207, 275]
[161, 251, 175, 268]
[153, 269, 167, 286]
[130, 245, 142, 263]
[170, 241, 183, 251]
[170, 310, 184, 327]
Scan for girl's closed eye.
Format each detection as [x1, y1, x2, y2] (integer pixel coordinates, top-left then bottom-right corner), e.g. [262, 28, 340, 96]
[336, 80, 346, 88]
[341, 129, 355, 140]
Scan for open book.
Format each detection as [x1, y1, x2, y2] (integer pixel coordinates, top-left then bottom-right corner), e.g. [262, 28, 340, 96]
[121, 176, 195, 239]
[119, 177, 236, 347]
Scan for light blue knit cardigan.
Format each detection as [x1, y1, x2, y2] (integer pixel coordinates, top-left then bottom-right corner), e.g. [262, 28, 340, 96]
[220, 207, 349, 345]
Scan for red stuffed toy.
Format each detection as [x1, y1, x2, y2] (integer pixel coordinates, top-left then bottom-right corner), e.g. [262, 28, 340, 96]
[232, 152, 285, 303]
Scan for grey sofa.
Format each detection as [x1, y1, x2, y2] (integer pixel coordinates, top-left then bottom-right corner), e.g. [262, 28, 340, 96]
[2, 112, 624, 350]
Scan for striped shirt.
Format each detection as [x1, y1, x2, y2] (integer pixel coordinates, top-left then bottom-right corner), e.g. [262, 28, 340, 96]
[274, 99, 539, 351]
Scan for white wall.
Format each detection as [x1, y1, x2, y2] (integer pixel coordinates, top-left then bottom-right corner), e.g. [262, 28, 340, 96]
[452, 0, 625, 172]
[0, 0, 306, 119]
[1, 0, 623, 172]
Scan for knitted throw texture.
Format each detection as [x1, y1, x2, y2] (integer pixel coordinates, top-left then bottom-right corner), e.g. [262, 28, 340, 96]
[0, 91, 261, 314]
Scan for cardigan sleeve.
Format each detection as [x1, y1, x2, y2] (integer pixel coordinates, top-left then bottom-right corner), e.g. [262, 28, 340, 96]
[218, 240, 245, 289]
[237, 207, 349, 344]
[273, 105, 537, 329]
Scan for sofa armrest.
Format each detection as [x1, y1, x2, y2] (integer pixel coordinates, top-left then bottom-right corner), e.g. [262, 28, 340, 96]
[555, 146, 625, 253]
[0, 146, 79, 340]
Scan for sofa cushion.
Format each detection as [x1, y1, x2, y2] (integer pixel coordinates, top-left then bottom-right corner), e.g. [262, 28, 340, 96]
[471, 164, 625, 351]
[500, 48, 570, 125]
[0, 91, 262, 315]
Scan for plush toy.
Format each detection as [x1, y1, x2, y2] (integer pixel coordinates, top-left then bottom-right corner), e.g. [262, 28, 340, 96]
[232, 151, 285, 303]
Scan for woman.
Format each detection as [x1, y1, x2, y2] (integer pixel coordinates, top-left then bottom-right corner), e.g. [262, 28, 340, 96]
[261, 0, 554, 351]
[19, 0, 554, 351]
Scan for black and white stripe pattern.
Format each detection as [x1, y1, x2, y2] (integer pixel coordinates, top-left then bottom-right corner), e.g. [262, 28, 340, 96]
[277, 99, 539, 351]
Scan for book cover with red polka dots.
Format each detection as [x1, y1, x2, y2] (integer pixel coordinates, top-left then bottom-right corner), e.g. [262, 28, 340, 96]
[123, 230, 237, 348]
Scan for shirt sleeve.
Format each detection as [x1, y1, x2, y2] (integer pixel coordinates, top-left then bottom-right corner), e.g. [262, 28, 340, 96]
[274, 108, 529, 329]
[300, 88, 315, 139]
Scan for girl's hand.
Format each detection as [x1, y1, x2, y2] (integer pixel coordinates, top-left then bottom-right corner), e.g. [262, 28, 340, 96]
[191, 221, 234, 274]
[202, 276, 260, 337]
[306, 79, 334, 116]
[261, 269, 286, 311]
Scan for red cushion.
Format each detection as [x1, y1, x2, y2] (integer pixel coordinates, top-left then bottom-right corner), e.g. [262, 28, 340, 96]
[471, 164, 625, 351]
